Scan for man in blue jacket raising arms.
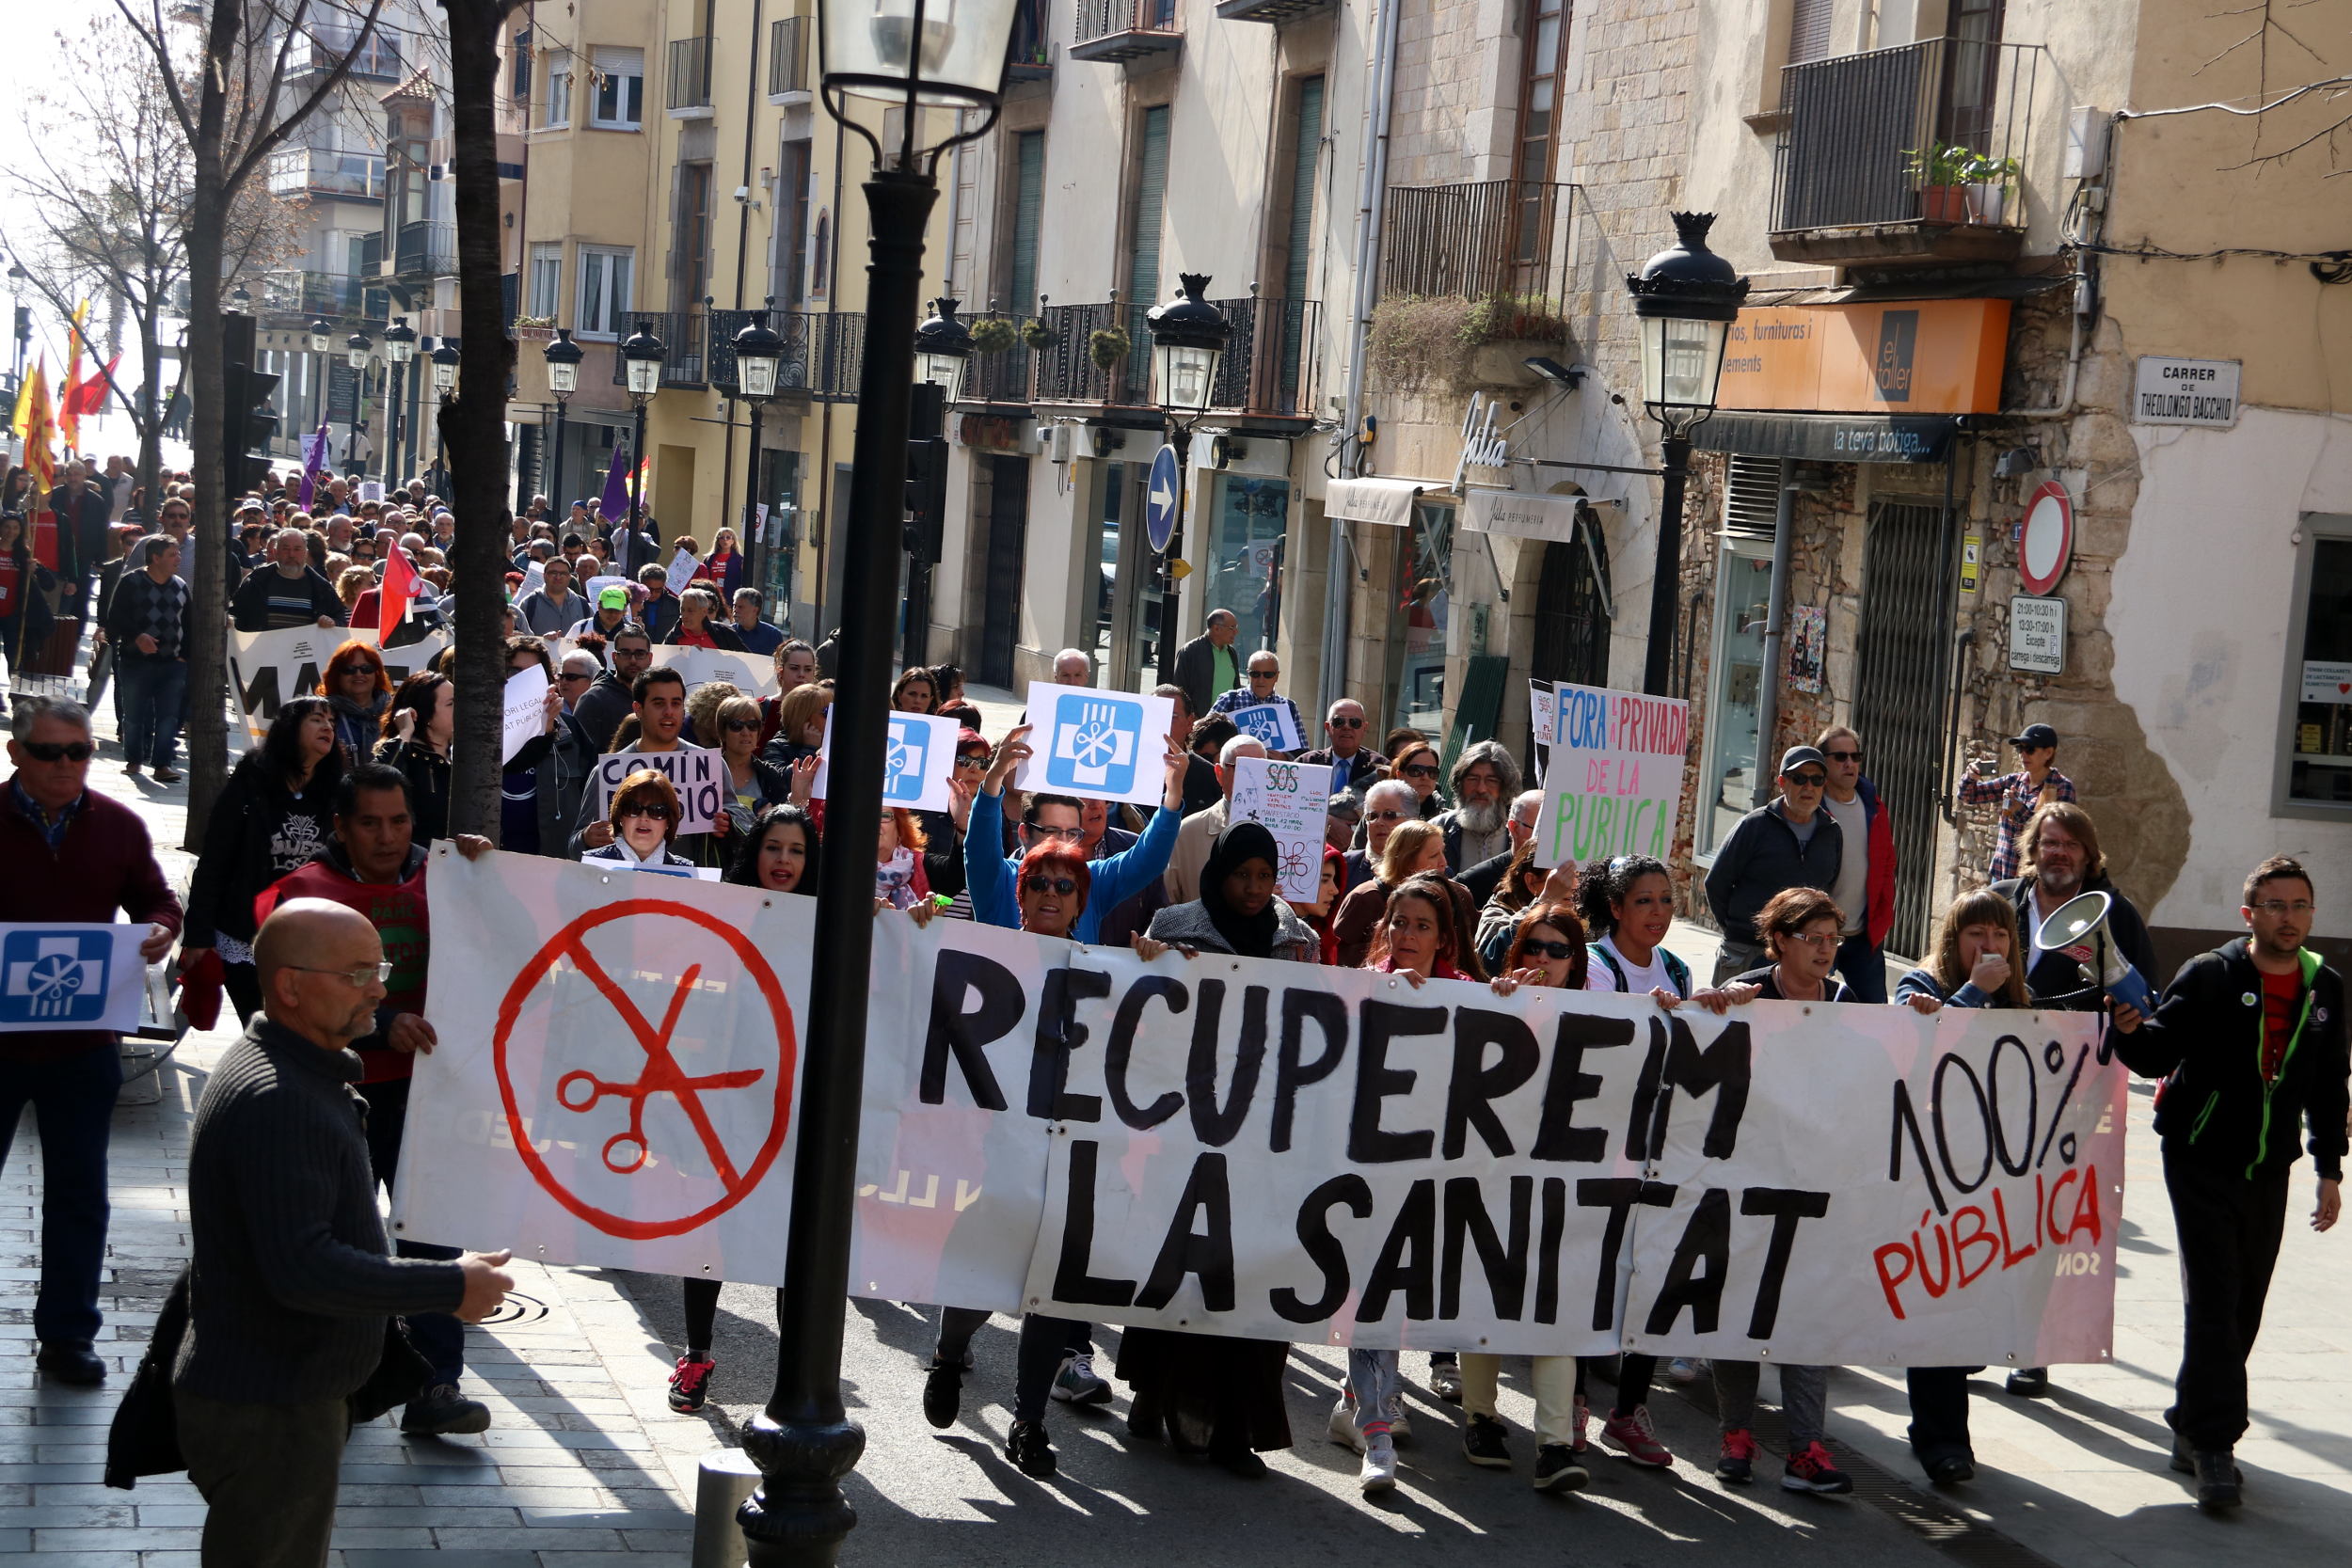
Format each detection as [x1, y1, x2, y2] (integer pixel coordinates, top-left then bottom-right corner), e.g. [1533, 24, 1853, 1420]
[2108, 855, 2344, 1514]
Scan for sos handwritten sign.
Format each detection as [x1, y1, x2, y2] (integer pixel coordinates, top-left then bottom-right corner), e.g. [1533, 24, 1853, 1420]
[1228, 756, 1333, 904]
[1533, 682, 1689, 868]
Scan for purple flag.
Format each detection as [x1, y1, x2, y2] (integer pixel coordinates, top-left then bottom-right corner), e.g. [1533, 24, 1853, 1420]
[597, 436, 631, 526]
[298, 420, 331, 510]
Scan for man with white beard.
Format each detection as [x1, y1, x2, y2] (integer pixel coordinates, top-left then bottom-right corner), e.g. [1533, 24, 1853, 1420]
[1438, 739, 1519, 873]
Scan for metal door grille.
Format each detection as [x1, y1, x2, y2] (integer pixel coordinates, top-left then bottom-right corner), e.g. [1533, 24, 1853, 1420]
[978, 456, 1029, 689]
[1531, 537, 1611, 690]
[1852, 499, 1948, 958]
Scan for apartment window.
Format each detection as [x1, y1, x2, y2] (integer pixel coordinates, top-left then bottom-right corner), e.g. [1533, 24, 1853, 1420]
[1787, 0, 1832, 65]
[591, 46, 644, 130]
[577, 245, 634, 339]
[511, 28, 533, 100]
[1277, 78, 1323, 305]
[673, 162, 714, 311]
[1515, 0, 1569, 187]
[809, 210, 831, 299]
[2284, 517, 2352, 813]
[1125, 105, 1170, 311]
[774, 139, 812, 310]
[528, 243, 562, 319]
[1007, 131, 1045, 313]
[544, 52, 572, 127]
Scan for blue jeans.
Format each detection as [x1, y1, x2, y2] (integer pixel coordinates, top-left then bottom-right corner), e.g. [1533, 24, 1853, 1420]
[356, 1076, 466, 1385]
[116, 657, 188, 770]
[1835, 932, 1887, 1003]
[0, 1046, 121, 1343]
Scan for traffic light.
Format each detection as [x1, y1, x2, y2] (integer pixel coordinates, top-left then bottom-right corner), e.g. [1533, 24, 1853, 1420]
[901, 436, 948, 563]
[217, 310, 280, 496]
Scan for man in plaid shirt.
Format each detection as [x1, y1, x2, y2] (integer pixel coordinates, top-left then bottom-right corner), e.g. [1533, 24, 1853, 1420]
[1957, 721, 2075, 879]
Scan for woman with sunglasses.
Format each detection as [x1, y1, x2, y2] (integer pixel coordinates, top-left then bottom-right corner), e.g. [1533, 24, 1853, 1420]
[319, 641, 391, 768]
[583, 769, 698, 870]
[1708, 885, 1855, 1496]
[1389, 738, 1446, 821]
[713, 693, 794, 833]
[910, 729, 988, 901]
[182, 697, 345, 1022]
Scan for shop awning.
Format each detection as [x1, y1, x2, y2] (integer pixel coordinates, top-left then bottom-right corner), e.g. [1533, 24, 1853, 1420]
[1326, 476, 1434, 527]
[1690, 412, 1962, 465]
[1461, 488, 1581, 542]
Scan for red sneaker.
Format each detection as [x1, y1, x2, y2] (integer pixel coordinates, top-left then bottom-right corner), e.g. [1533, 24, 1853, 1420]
[1716, 1426, 1758, 1484]
[668, 1354, 716, 1413]
[1599, 1404, 1674, 1468]
[1783, 1440, 1854, 1495]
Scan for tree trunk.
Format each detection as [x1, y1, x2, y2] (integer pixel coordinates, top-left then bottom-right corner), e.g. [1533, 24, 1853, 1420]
[182, 155, 233, 843]
[441, 0, 521, 839]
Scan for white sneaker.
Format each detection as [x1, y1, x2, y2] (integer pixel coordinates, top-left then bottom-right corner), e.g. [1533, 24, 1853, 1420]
[1359, 1434, 1399, 1495]
[1328, 1395, 1364, 1453]
[1429, 1360, 1463, 1402]
[1381, 1391, 1412, 1442]
[1668, 1357, 1706, 1385]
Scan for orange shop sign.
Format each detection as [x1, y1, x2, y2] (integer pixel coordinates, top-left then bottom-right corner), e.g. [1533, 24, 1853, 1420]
[1715, 300, 2010, 415]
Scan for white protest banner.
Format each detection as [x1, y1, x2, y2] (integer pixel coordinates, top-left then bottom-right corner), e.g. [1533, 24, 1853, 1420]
[1228, 756, 1332, 903]
[0, 924, 150, 1034]
[1533, 681, 1689, 868]
[1225, 701, 1303, 752]
[396, 851, 807, 1281]
[647, 642, 780, 698]
[1015, 682, 1176, 808]
[228, 623, 447, 744]
[592, 748, 721, 835]
[501, 664, 550, 765]
[812, 710, 961, 814]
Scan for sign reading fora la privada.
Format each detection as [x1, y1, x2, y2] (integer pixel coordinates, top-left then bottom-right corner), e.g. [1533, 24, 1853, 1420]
[2132, 356, 2240, 428]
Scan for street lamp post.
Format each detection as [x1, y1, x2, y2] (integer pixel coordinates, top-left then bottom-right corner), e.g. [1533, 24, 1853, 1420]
[430, 338, 460, 496]
[733, 0, 1019, 1559]
[904, 297, 972, 670]
[542, 327, 584, 517]
[344, 329, 374, 483]
[226, 284, 251, 315]
[731, 307, 786, 604]
[309, 317, 334, 452]
[1625, 211, 1748, 697]
[620, 320, 664, 548]
[1144, 273, 1232, 685]
[383, 316, 419, 489]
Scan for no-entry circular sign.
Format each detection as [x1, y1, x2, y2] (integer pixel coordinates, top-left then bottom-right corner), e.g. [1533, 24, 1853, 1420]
[492, 899, 798, 1240]
[2018, 481, 2073, 596]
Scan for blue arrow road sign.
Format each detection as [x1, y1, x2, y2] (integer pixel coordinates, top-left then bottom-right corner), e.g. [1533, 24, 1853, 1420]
[1145, 443, 1181, 553]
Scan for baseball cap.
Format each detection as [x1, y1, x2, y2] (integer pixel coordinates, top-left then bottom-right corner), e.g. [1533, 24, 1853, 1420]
[1778, 745, 1828, 777]
[2010, 722, 2058, 749]
[598, 585, 629, 610]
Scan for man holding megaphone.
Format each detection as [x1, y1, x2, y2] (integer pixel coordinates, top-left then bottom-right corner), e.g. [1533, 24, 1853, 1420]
[2106, 856, 2345, 1515]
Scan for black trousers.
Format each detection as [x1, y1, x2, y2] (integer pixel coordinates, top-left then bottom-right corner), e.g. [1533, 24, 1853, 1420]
[1906, 1367, 1978, 1464]
[2165, 1144, 2291, 1451]
[936, 1307, 1089, 1424]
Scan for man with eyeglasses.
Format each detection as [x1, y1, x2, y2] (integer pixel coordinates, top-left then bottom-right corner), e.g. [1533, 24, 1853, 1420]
[1342, 778, 1421, 895]
[1815, 724, 1897, 1002]
[516, 555, 590, 635]
[1703, 744, 1843, 986]
[567, 624, 654, 758]
[0, 697, 180, 1387]
[1210, 651, 1307, 758]
[253, 765, 502, 1435]
[1299, 697, 1390, 798]
[2107, 856, 2344, 1513]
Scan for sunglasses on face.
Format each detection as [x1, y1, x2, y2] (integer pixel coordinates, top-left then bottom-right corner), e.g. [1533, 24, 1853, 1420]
[1401, 763, 1438, 780]
[1784, 930, 1839, 951]
[723, 720, 761, 733]
[619, 803, 674, 821]
[1787, 772, 1827, 788]
[1249, 669, 1278, 680]
[1023, 875, 1079, 896]
[560, 672, 593, 684]
[21, 740, 94, 763]
[955, 753, 988, 769]
[1522, 939, 1578, 960]
[1328, 716, 1364, 728]
[1368, 808, 1407, 822]
[1824, 749, 1864, 763]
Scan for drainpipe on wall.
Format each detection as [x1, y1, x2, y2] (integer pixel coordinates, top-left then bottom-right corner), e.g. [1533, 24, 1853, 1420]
[1749, 458, 1796, 809]
[1318, 0, 1401, 720]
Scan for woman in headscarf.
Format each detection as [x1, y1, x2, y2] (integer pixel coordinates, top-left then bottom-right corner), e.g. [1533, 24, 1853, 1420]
[1120, 820, 1314, 1475]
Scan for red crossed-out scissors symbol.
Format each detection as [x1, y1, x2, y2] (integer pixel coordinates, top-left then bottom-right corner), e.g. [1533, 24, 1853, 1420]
[555, 958, 766, 1177]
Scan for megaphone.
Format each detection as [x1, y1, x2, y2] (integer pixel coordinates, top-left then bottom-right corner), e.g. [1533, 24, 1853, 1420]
[2032, 891, 2155, 1013]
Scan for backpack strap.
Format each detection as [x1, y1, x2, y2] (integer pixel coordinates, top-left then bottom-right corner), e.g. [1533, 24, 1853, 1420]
[1592, 944, 1629, 991]
[1662, 949, 1692, 999]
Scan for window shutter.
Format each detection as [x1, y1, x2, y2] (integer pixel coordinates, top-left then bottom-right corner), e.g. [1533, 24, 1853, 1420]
[1282, 78, 1324, 306]
[1788, 0, 1833, 65]
[1010, 132, 1045, 312]
[1127, 105, 1170, 309]
[592, 45, 642, 76]
[1724, 456, 1782, 539]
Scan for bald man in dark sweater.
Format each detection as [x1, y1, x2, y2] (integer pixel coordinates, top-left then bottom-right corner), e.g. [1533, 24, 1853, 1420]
[177, 899, 514, 1566]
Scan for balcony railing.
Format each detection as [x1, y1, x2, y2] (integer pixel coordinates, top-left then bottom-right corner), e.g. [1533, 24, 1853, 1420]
[1381, 180, 1574, 307]
[668, 36, 714, 110]
[959, 317, 1037, 406]
[704, 308, 865, 400]
[259, 270, 389, 322]
[295, 28, 401, 79]
[1031, 294, 1319, 416]
[392, 220, 457, 277]
[1070, 0, 1180, 63]
[768, 15, 810, 95]
[265, 147, 386, 200]
[1771, 38, 2041, 260]
[609, 311, 709, 388]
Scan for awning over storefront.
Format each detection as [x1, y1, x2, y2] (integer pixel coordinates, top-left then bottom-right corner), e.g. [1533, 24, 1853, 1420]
[1460, 487, 1581, 541]
[1691, 412, 1962, 465]
[1326, 476, 1435, 527]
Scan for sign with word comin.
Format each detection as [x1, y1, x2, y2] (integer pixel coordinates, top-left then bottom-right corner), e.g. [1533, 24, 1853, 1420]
[0, 925, 148, 1033]
[2132, 356, 2241, 428]
[1227, 757, 1333, 903]
[2010, 594, 2067, 674]
[593, 748, 721, 835]
[1016, 683, 1176, 808]
[1533, 683, 1690, 868]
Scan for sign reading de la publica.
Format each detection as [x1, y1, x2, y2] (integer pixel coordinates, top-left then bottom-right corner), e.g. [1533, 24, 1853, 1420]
[1715, 300, 2011, 416]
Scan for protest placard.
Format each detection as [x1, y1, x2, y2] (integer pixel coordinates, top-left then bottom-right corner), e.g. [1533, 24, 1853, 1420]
[1532, 681, 1690, 868]
[501, 664, 549, 765]
[811, 709, 960, 813]
[591, 748, 720, 835]
[228, 623, 447, 744]
[646, 642, 780, 698]
[1014, 683, 1176, 807]
[1227, 756, 1332, 902]
[1225, 701, 1303, 752]
[0, 924, 150, 1034]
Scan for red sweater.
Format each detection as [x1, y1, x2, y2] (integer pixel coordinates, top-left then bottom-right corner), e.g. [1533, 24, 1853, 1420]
[0, 779, 183, 1062]
[255, 845, 431, 1083]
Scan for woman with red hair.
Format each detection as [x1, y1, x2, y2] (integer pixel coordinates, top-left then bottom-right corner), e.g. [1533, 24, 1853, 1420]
[318, 640, 391, 767]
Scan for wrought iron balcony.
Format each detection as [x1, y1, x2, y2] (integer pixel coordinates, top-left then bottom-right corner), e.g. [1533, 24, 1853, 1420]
[266, 147, 386, 200]
[1771, 38, 2042, 266]
[391, 220, 457, 278]
[668, 36, 714, 110]
[609, 311, 708, 388]
[959, 325, 1038, 408]
[1215, 0, 1334, 24]
[1070, 0, 1180, 64]
[767, 15, 810, 95]
[1381, 179, 1574, 307]
[1030, 293, 1319, 418]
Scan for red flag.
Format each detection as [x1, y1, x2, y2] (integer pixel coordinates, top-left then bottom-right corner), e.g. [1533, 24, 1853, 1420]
[63, 356, 118, 419]
[379, 534, 421, 640]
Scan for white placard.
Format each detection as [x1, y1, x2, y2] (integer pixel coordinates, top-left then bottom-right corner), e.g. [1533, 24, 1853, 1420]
[1532, 681, 1690, 868]
[1530, 678, 1556, 747]
[646, 642, 781, 699]
[358, 481, 385, 503]
[501, 664, 550, 765]
[1014, 683, 1177, 807]
[583, 575, 630, 610]
[812, 710, 961, 814]
[1227, 757, 1334, 903]
[518, 560, 545, 605]
[666, 546, 698, 588]
[2010, 594, 2067, 674]
[2301, 660, 2352, 705]
[0, 924, 149, 1033]
[593, 748, 720, 835]
[2132, 356, 2241, 427]
[1223, 701, 1303, 752]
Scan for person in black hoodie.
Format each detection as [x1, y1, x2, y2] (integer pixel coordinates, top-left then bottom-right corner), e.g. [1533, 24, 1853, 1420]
[2107, 855, 2345, 1513]
[180, 697, 345, 1021]
[1704, 745, 1842, 984]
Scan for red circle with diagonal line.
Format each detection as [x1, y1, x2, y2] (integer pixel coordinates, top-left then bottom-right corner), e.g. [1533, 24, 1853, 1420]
[492, 899, 797, 1239]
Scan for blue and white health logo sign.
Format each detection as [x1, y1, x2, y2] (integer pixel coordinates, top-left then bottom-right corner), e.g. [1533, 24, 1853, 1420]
[1018, 683, 1177, 808]
[0, 926, 148, 1034]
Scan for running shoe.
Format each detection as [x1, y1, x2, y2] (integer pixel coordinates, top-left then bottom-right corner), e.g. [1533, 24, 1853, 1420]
[667, 1354, 716, 1414]
[1599, 1404, 1674, 1468]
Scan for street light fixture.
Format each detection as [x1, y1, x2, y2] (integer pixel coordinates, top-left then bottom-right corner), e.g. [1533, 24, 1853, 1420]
[912, 295, 973, 399]
[345, 329, 374, 483]
[543, 326, 584, 511]
[1144, 272, 1232, 681]
[733, 0, 1019, 1560]
[731, 306, 787, 595]
[308, 317, 335, 453]
[383, 316, 418, 484]
[429, 338, 460, 495]
[1624, 211, 1748, 697]
[226, 284, 251, 315]
[309, 318, 334, 355]
[620, 318, 665, 541]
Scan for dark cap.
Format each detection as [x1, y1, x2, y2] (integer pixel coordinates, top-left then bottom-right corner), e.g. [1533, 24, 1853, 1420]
[2010, 723, 2058, 750]
[1778, 745, 1827, 777]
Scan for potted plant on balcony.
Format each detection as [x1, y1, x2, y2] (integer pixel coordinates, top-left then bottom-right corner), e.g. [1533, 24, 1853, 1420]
[1089, 323, 1131, 372]
[1963, 152, 2022, 226]
[970, 317, 1018, 355]
[1021, 318, 1057, 351]
[1903, 143, 1977, 223]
